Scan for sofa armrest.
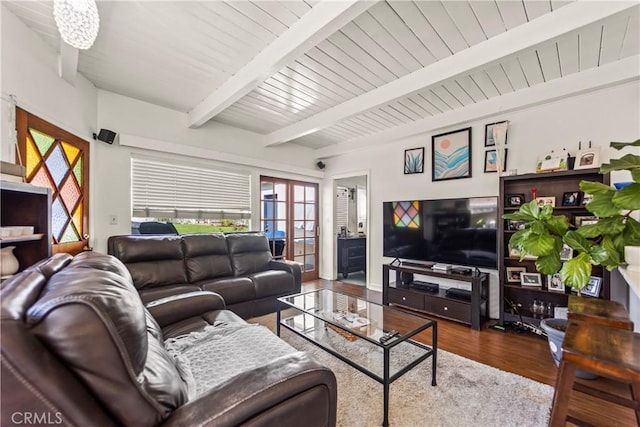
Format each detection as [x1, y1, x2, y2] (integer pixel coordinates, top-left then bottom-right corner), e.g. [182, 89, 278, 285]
[161, 352, 336, 427]
[146, 291, 225, 327]
[269, 260, 302, 292]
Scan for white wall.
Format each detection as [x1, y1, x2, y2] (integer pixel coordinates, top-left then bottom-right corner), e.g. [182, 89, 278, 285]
[321, 81, 640, 321]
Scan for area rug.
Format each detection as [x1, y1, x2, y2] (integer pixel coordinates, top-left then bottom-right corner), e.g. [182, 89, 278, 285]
[251, 313, 553, 427]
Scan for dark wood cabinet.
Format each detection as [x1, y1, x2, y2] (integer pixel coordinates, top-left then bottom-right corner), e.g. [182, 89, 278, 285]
[382, 263, 489, 330]
[337, 237, 366, 278]
[1, 181, 51, 275]
[498, 169, 610, 326]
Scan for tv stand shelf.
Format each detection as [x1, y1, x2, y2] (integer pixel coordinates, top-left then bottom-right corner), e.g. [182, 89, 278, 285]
[382, 263, 489, 330]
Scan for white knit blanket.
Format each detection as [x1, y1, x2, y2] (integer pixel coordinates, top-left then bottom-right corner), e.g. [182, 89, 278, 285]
[165, 322, 297, 400]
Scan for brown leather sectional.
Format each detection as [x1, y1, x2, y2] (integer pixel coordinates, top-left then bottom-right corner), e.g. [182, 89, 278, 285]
[0, 251, 337, 426]
[108, 233, 302, 318]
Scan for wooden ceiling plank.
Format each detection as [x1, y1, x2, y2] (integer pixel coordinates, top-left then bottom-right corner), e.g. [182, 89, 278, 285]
[431, 85, 463, 109]
[226, 1, 289, 35]
[397, 98, 431, 118]
[270, 72, 343, 109]
[369, 1, 437, 67]
[280, 64, 352, 103]
[600, 13, 632, 65]
[245, 90, 312, 116]
[253, 1, 303, 27]
[263, 78, 333, 110]
[579, 24, 604, 70]
[419, 90, 453, 113]
[414, 1, 469, 53]
[296, 54, 367, 96]
[501, 57, 529, 90]
[305, 47, 377, 92]
[537, 43, 562, 82]
[202, 1, 278, 42]
[280, 1, 313, 19]
[363, 111, 398, 128]
[327, 31, 397, 83]
[253, 85, 323, 114]
[455, 75, 488, 103]
[378, 105, 413, 124]
[315, 39, 387, 88]
[387, 1, 451, 61]
[390, 100, 424, 121]
[496, 1, 529, 30]
[523, 0, 552, 21]
[356, 6, 422, 72]
[407, 94, 442, 116]
[339, 21, 409, 78]
[517, 50, 545, 86]
[348, 115, 388, 132]
[556, 33, 580, 76]
[442, 1, 488, 47]
[621, 7, 640, 58]
[188, 0, 375, 127]
[469, 1, 506, 39]
[551, 1, 575, 12]
[442, 81, 475, 106]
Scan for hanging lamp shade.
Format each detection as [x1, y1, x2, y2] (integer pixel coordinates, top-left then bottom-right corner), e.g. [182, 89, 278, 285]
[53, 0, 100, 50]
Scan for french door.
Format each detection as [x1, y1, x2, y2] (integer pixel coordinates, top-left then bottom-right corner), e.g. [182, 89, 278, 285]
[260, 177, 319, 282]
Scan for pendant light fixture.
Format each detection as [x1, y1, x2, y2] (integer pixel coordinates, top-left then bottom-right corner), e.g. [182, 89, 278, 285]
[53, 0, 100, 50]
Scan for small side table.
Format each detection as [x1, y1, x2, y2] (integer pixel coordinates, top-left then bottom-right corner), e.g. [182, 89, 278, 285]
[567, 295, 634, 330]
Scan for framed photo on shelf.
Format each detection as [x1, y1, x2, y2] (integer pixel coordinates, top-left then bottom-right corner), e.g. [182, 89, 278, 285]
[573, 148, 601, 170]
[574, 215, 598, 227]
[506, 266, 527, 283]
[521, 272, 542, 287]
[484, 121, 508, 147]
[547, 273, 565, 292]
[559, 244, 574, 261]
[535, 196, 555, 208]
[582, 193, 593, 205]
[561, 191, 582, 206]
[507, 220, 527, 231]
[508, 244, 538, 260]
[506, 194, 526, 207]
[431, 127, 472, 182]
[578, 276, 602, 297]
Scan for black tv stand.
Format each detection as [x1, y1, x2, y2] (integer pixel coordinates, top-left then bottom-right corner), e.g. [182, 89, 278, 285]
[382, 263, 489, 330]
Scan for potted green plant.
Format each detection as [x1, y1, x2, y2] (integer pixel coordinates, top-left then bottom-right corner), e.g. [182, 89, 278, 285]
[503, 140, 640, 375]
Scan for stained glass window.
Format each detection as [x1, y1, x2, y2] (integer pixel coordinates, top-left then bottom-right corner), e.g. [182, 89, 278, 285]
[393, 201, 421, 228]
[17, 108, 89, 248]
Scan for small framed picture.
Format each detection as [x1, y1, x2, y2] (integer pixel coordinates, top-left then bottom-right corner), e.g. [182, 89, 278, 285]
[485, 121, 508, 147]
[574, 215, 598, 227]
[582, 193, 593, 205]
[573, 148, 601, 170]
[579, 276, 602, 297]
[548, 273, 565, 292]
[404, 147, 424, 174]
[507, 220, 527, 231]
[506, 266, 527, 282]
[535, 196, 555, 208]
[521, 272, 542, 287]
[508, 244, 538, 260]
[559, 244, 574, 261]
[561, 191, 582, 206]
[506, 194, 526, 207]
[484, 149, 508, 173]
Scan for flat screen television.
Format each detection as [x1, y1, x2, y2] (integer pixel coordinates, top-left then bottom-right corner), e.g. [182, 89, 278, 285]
[383, 197, 498, 269]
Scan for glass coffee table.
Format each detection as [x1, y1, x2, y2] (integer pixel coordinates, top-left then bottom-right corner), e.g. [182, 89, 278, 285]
[277, 289, 437, 427]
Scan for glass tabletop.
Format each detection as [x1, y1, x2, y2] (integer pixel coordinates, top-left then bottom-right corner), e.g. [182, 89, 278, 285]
[279, 289, 435, 344]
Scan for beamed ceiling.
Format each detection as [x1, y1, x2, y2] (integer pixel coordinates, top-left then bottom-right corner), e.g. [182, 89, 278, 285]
[4, 1, 639, 158]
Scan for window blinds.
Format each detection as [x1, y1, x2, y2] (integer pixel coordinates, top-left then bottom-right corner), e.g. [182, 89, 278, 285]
[131, 158, 251, 220]
[336, 186, 349, 233]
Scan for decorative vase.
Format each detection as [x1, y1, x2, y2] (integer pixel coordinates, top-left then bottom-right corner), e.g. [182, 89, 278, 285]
[540, 318, 597, 380]
[0, 246, 19, 276]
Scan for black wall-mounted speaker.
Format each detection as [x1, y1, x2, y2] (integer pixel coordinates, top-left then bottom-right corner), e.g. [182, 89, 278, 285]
[316, 161, 326, 170]
[93, 129, 116, 144]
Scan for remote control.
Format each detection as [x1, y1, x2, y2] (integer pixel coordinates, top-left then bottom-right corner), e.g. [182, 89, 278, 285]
[379, 330, 400, 344]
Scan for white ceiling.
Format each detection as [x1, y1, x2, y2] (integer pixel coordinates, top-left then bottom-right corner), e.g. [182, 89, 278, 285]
[4, 1, 639, 156]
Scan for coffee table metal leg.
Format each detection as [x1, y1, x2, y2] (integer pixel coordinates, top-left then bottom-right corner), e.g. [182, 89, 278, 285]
[432, 322, 438, 386]
[383, 346, 390, 427]
[276, 309, 281, 336]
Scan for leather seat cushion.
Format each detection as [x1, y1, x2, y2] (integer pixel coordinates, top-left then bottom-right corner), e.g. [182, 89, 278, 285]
[249, 270, 296, 298]
[183, 234, 233, 282]
[139, 285, 201, 304]
[200, 277, 255, 305]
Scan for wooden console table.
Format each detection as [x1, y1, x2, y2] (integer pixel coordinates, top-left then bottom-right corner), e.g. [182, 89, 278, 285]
[382, 262, 488, 330]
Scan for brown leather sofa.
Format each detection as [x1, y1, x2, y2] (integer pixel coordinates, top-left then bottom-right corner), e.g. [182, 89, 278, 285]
[108, 233, 301, 319]
[1, 252, 337, 427]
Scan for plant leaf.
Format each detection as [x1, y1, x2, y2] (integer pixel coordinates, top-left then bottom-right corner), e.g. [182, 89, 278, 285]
[624, 217, 640, 246]
[530, 220, 546, 235]
[610, 139, 640, 150]
[600, 153, 640, 174]
[585, 191, 621, 217]
[579, 180, 615, 196]
[632, 168, 640, 182]
[599, 236, 620, 266]
[503, 211, 534, 221]
[589, 244, 609, 265]
[535, 253, 562, 275]
[579, 216, 626, 238]
[560, 252, 592, 290]
[522, 232, 556, 256]
[564, 230, 591, 253]
[539, 204, 554, 219]
[612, 183, 640, 210]
[545, 215, 570, 236]
[520, 201, 540, 219]
[508, 229, 529, 250]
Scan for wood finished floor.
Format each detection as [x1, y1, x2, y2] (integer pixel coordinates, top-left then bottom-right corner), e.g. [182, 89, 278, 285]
[302, 279, 638, 427]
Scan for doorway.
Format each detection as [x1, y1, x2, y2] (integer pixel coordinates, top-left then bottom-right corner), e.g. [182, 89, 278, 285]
[260, 176, 319, 282]
[334, 174, 368, 286]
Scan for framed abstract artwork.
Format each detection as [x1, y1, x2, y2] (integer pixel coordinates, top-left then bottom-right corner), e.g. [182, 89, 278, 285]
[404, 147, 424, 174]
[431, 127, 472, 182]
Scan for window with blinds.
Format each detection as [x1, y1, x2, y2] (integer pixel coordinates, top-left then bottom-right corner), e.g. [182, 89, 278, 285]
[131, 158, 251, 221]
[336, 186, 349, 233]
